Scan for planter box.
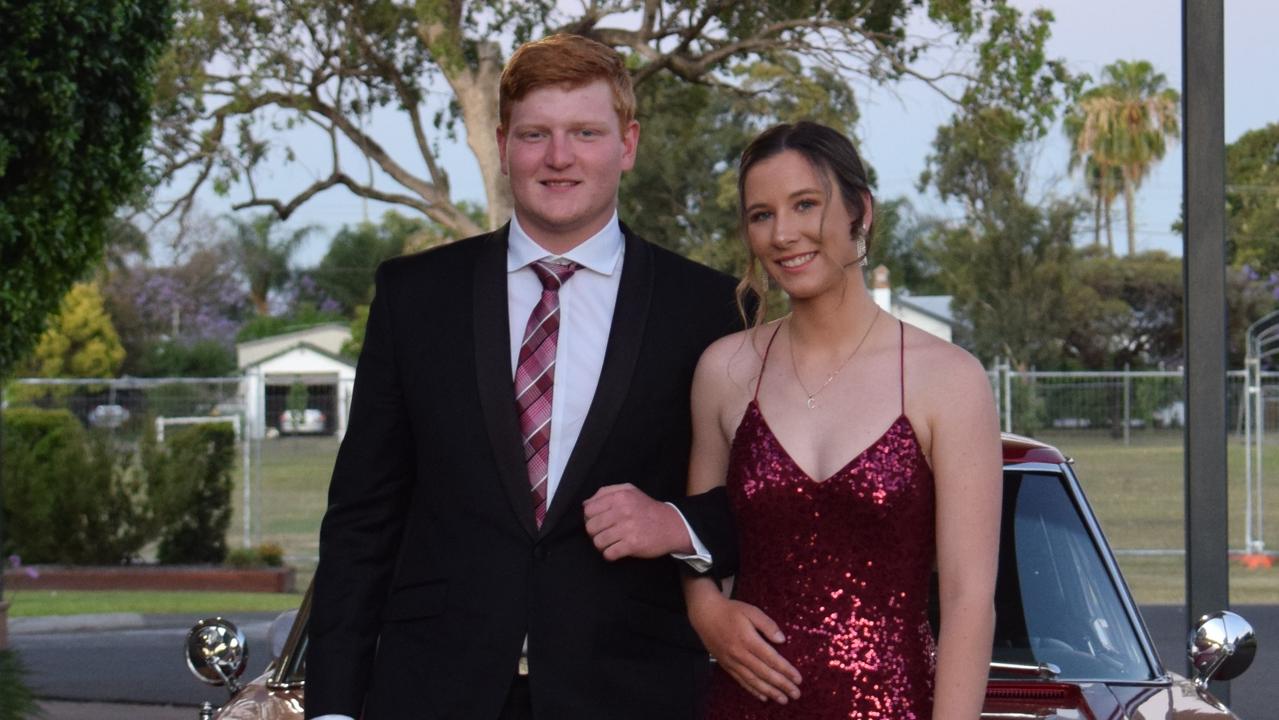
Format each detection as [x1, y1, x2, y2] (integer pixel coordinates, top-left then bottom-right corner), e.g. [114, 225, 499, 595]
[3, 565, 295, 593]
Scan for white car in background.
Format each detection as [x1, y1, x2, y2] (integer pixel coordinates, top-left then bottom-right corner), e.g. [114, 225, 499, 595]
[278, 408, 326, 434]
[88, 403, 130, 428]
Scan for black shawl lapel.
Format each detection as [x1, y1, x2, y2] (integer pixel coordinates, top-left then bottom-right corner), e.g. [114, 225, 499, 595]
[473, 224, 540, 540]
[540, 225, 653, 535]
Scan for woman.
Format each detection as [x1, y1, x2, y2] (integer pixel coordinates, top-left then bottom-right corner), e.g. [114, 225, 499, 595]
[685, 122, 1001, 719]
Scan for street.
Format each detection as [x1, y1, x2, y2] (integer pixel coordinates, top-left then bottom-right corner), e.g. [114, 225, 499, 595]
[10, 605, 1277, 719]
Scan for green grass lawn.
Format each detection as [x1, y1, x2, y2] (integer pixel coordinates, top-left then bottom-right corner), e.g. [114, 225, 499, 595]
[8, 590, 303, 617]
[1035, 429, 1278, 604]
[225, 431, 1278, 606]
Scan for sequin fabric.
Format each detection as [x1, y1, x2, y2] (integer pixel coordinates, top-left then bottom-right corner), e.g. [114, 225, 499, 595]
[704, 400, 936, 720]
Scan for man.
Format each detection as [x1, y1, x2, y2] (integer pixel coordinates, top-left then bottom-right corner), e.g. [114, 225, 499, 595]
[306, 33, 739, 720]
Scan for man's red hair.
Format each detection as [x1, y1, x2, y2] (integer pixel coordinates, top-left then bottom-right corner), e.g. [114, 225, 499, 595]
[499, 33, 636, 129]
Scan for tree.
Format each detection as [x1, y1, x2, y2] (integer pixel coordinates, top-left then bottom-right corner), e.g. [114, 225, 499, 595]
[0, 0, 173, 379]
[1066, 250, 1183, 369]
[920, 53, 1085, 369]
[1225, 123, 1279, 271]
[307, 211, 429, 314]
[101, 242, 247, 377]
[225, 213, 316, 315]
[20, 283, 126, 380]
[147, 0, 1072, 241]
[1065, 60, 1179, 256]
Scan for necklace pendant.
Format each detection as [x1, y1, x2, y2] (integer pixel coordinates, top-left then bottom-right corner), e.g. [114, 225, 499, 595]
[806, 396, 817, 410]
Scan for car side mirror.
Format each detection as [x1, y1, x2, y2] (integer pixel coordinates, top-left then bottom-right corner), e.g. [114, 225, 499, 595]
[1188, 610, 1256, 689]
[186, 617, 249, 694]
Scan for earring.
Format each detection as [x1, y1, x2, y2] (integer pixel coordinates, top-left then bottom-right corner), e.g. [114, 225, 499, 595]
[855, 227, 868, 267]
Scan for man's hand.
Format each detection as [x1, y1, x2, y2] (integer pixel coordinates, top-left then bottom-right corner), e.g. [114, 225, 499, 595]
[583, 484, 691, 560]
[689, 594, 802, 704]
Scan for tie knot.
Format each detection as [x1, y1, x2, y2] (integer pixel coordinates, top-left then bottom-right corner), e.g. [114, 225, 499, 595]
[531, 260, 579, 291]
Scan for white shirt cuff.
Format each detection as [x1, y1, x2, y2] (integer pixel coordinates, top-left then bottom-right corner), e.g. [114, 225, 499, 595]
[665, 502, 713, 573]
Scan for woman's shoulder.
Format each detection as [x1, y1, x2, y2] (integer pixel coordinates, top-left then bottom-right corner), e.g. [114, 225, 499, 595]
[698, 321, 781, 391]
[900, 321, 991, 397]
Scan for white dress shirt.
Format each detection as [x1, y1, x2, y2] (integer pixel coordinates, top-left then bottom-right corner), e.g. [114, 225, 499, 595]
[314, 214, 706, 720]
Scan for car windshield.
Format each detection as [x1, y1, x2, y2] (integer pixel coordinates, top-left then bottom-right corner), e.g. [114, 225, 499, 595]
[990, 471, 1156, 681]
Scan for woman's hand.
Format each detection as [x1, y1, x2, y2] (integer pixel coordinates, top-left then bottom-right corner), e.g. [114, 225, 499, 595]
[687, 586, 802, 704]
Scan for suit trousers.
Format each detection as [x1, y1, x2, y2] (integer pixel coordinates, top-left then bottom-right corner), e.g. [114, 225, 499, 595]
[499, 676, 533, 720]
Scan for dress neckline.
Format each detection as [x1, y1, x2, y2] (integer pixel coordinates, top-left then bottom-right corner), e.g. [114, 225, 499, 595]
[741, 399, 922, 485]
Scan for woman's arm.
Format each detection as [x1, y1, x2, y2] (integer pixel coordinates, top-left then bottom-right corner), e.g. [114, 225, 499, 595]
[682, 337, 802, 704]
[926, 349, 1002, 720]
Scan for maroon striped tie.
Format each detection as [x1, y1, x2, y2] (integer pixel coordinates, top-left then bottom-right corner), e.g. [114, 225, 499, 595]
[516, 260, 580, 527]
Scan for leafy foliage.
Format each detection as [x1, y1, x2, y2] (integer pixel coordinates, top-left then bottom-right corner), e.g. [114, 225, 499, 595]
[143, 422, 236, 564]
[1226, 123, 1279, 271]
[19, 283, 126, 379]
[0, 0, 173, 379]
[225, 213, 316, 315]
[148, 0, 1074, 246]
[1, 408, 153, 564]
[306, 211, 426, 314]
[1063, 60, 1179, 256]
[101, 242, 247, 376]
[0, 650, 38, 720]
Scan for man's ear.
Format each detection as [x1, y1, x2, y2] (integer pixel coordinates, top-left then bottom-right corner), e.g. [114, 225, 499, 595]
[496, 125, 510, 176]
[619, 120, 641, 172]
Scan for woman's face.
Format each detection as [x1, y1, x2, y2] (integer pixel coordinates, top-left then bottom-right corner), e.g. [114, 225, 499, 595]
[741, 150, 865, 300]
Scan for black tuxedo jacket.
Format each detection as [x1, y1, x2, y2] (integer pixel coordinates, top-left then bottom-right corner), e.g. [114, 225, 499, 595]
[306, 224, 741, 720]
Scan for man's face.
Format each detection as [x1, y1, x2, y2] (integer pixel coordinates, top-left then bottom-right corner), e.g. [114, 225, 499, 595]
[498, 79, 640, 252]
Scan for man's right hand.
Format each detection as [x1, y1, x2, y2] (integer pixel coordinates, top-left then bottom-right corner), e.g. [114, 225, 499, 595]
[689, 594, 802, 704]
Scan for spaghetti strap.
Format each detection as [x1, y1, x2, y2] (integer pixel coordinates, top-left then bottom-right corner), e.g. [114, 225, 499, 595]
[898, 319, 906, 414]
[756, 322, 785, 402]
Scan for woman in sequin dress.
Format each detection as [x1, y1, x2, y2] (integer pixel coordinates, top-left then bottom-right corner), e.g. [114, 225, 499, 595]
[683, 122, 1002, 720]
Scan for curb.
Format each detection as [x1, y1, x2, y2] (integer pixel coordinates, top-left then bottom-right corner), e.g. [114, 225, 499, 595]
[10, 612, 146, 635]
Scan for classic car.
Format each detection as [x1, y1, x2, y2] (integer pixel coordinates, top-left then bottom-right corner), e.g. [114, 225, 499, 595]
[186, 434, 1257, 719]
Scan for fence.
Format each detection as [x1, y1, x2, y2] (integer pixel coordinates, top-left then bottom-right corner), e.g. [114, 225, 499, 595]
[988, 365, 1277, 559]
[4, 372, 1276, 567]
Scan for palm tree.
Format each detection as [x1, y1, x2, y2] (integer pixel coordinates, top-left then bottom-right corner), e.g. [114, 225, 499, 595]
[225, 213, 315, 314]
[1065, 60, 1180, 255]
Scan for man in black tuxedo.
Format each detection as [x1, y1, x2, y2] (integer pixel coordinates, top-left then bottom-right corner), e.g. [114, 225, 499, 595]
[305, 33, 738, 720]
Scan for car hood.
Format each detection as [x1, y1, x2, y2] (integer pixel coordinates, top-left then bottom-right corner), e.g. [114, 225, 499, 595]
[983, 674, 1238, 719]
[212, 671, 305, 720]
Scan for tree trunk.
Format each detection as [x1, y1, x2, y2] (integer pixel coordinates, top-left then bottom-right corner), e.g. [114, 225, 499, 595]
[1123, 170, 1137, 256]
[1092, 193, 1102, 247]
[440, 39, 512, 232]
[1103, 195, 1115, 254]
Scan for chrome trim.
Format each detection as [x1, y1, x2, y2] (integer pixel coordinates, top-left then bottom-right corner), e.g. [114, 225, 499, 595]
[989, 660, 1061, 679]
[266, 584, 312, 691]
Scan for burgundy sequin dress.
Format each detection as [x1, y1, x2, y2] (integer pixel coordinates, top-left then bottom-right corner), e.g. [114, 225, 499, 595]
[704, 321, 936, 720]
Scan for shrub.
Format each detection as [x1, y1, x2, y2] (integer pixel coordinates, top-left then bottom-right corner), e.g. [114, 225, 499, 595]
[1, 407, 151, 563]
[224, 542, 285, 568]
[0, 650, 38, 720]
[143, 422, 235, 564]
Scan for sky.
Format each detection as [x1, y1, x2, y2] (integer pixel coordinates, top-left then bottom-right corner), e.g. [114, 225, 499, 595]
[183, 0, 1279, 267]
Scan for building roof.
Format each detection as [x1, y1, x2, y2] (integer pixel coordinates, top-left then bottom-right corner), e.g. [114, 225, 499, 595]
[240, 341, 355, 370]
[895, 292, 957, 326]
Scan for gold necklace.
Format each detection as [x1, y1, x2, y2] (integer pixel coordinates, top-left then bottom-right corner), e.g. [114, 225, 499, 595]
[787, 310, 881, 409]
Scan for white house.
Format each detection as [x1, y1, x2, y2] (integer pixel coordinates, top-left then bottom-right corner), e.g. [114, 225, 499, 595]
[237, 324, 356, 439]
[869, 265, 958, 343]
